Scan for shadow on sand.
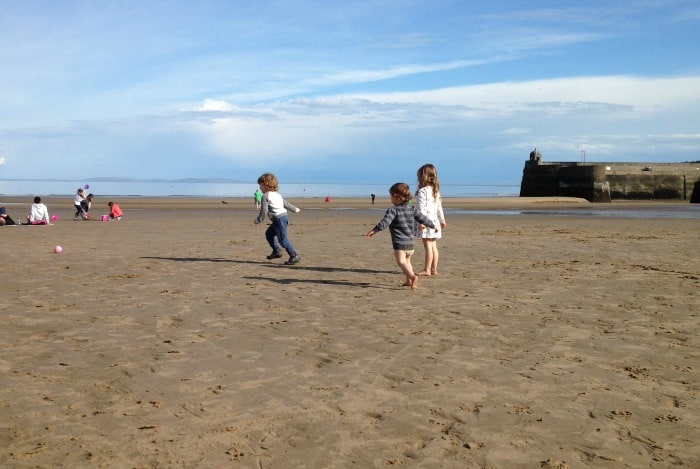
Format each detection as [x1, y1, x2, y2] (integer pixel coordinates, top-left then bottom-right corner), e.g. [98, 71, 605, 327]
[140, 256, 397, 275]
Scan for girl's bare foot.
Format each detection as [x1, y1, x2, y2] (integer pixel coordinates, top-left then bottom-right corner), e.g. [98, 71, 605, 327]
[416, 270, 431, 276]
[410, 275, 418, 290]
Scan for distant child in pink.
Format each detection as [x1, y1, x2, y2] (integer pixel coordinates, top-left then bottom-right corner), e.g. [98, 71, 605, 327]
[108, 201, 123, 220]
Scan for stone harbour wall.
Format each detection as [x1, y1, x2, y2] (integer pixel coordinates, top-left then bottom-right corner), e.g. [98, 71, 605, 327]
[520, 151, 700, 202]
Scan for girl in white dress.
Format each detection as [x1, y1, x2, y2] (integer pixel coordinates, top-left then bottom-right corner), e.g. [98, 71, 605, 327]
[415, 164, 446, 275]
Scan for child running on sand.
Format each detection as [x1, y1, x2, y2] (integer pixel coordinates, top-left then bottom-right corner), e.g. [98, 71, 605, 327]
[366, 182, 437, 289]
[74, 188, 88, 220]
[254, 173, 301, 265]
[414, 163, 447, 276]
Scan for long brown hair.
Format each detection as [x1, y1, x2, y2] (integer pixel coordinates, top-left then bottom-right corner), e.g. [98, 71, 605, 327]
[416, 163, 440, 198]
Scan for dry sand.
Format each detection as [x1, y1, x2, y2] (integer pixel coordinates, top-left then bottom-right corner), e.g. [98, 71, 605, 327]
[0, 196, 698, 467]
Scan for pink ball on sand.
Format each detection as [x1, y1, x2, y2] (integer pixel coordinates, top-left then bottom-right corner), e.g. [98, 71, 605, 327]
[54, 245, 63, 253]
[51, 215, 58, 222]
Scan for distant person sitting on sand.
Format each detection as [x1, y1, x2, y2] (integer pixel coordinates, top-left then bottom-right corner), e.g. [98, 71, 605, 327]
[365, 182, 437, 289]
[108, 201, 123, 220]
[28, 196, 51, 225]
[0, 207, 18, 226]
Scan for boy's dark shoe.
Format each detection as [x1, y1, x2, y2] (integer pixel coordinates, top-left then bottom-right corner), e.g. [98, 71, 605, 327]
[284, 255, 300, 265]
[266, 251, 283, 259]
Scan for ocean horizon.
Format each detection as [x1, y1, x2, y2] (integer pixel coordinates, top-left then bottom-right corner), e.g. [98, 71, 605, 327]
[2, 179, 698, 219]
[0, 179, 521, 199]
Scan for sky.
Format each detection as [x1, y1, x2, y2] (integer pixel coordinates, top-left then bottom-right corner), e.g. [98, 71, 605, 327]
[1, 0, 699, 186]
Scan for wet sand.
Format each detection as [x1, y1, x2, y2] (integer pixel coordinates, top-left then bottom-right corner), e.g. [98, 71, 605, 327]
[0, 197, 697, 467]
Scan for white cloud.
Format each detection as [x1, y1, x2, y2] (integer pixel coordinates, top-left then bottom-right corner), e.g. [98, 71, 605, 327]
[184, 74, 700, 164]
[498, 128, 530, 136]
[192, 112, 374, 163]
[352, 75, 700, 113]
[0, 157, 6, 166]
[194, 99, 236, 112]
[310, 59, 492, 87]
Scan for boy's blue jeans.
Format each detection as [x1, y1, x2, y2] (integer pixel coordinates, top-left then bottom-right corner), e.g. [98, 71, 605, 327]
[265, 215, 298, 257]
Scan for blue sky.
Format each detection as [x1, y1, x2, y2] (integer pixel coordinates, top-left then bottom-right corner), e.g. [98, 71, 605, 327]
[1, 0, 699, 185]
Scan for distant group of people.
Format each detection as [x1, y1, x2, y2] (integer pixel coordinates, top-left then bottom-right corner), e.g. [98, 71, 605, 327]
[253, 163, 446, 289]
[7, 171, 444, 289]
[73, 188, 93, 220]
[70, 189, 123, 221]
[0, 190, 123, 226]
[0, 196, 52, 225]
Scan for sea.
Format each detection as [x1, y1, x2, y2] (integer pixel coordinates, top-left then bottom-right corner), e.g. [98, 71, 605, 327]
[2, 179, 698, 219]
[0, 179, 519, 199]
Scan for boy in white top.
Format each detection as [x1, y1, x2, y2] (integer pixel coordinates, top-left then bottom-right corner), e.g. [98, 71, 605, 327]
[254, 173, 301, 265]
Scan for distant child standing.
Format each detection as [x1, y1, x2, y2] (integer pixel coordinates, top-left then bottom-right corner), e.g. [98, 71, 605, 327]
[108, 201, 123, 220]
[74, 188, 88, 220]
[366, 182, 437, 289]
[254, 173, 301, 265]
[81, 193, 94, 219]
[415, 164, 446, 276]
[254, 188, 263, 210]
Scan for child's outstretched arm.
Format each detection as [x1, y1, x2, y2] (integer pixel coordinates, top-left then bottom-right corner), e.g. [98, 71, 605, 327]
[284, 200, 301, 213]
[368, 208, 394, 238]
[367, 213, 391, 239]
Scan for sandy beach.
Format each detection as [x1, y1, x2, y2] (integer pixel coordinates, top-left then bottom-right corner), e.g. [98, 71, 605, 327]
[0, 196, 697, 467]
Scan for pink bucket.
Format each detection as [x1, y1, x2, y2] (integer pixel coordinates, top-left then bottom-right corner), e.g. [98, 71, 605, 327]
[101, 215, 108, 221]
